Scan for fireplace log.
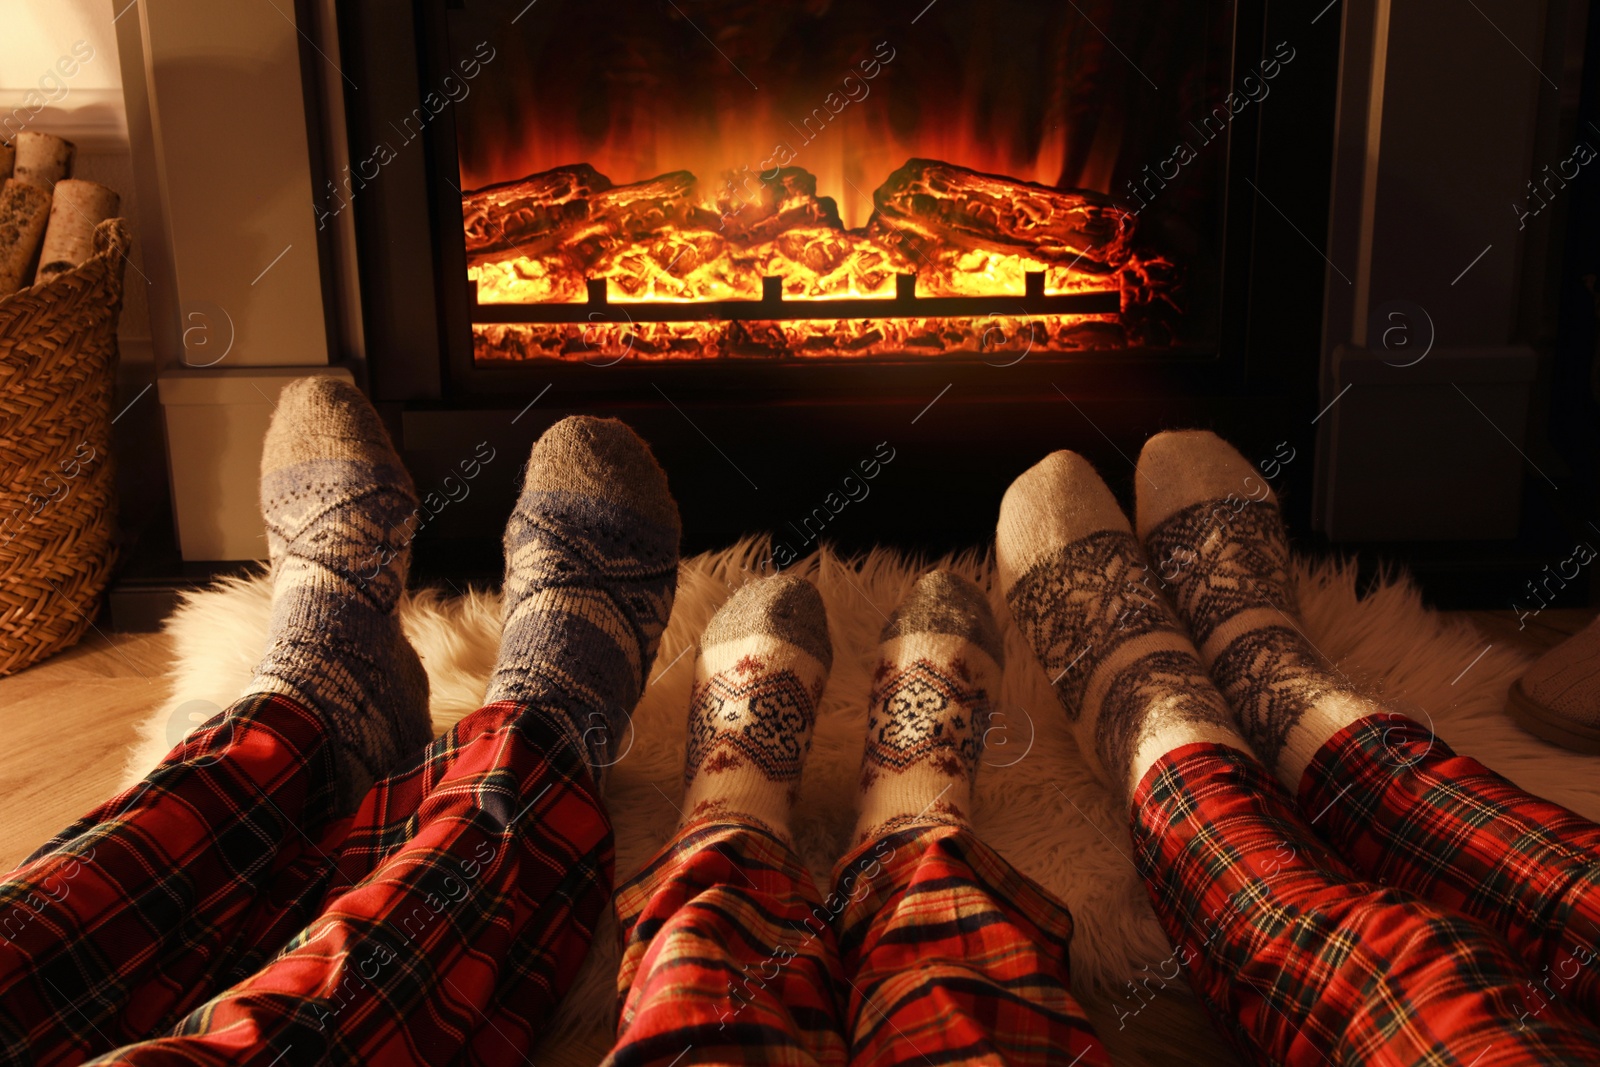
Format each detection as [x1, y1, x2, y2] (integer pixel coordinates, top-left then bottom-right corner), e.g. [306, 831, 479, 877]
[465, 159, 1140, 314]
[13, 132, 75, 192]
[567, 170, 706, 255]
[714, 167, 843, 243]
[34, 179, 120, 285]
[462, 163, 612, 259]
[470, 167, 745, 303]
[464, 166, 710, 271]
[868, 158, 1135, 274]
[0, 180, 52, 292]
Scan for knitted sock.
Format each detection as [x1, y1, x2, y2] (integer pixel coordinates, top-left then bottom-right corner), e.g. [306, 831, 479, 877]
[997, 450, 1247, 803]
[680, 575, 833, 842]
[1137, 430, 1370, 790]
[853, 570, 1003, 845]
[248, 377, 433, 813]
[485, 416, 681, 772]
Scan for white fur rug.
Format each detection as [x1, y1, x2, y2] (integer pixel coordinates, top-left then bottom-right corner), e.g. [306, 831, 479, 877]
[127, 539, 1600, 1041]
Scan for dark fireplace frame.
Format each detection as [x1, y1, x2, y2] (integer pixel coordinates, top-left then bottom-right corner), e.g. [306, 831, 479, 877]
[330, 0, 1345, 566]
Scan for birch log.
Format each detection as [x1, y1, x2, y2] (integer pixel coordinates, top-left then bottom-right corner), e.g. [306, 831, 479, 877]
[34, 180, 118, 285]
[0, 180, 52, 292]
[13, 132, 74, 192]
[0, 143, 13, 181]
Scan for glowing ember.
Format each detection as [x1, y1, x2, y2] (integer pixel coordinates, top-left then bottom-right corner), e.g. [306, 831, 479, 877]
[466, 158, 1176, 360]
[475, 314, 1129, 363]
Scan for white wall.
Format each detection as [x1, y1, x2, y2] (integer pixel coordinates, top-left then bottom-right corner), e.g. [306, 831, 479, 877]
[0, 0, 148, 359]
[0, 0, 126, 143]
[0, 0, 124, 87]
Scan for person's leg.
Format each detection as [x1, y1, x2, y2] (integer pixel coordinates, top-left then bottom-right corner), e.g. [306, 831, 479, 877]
[837, 572, 1110, 1067]
[89, 416, 681, 1065]
[1000, 450, 1600, 1066]
[1131, 743, 1600, 1067]
[604, 576, 847, 1067]
[0, 378, 432, 1063]
[1138, 429, 1600, 1025]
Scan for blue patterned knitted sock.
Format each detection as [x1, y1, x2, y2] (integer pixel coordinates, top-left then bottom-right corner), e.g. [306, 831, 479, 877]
[485, 416, 681, 772]
[248, 377, 433, 813]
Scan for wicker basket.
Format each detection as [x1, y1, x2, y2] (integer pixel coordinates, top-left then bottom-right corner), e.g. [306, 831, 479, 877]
[0, 218, 129, 676]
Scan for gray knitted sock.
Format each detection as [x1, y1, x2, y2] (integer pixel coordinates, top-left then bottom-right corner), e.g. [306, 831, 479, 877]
[485, 417, 681, 773]
[680, 575, 833, 842]
[248, 377, 432, 813]
[854, 570, 1003, 845]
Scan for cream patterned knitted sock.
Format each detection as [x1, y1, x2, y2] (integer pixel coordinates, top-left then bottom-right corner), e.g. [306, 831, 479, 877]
[1137, 430, 1373, 790]
[853, 570, 1003, 845]
[997, 450, 1248, 803]
[247, 377, 433, 813]
[680, 575, 833, 842]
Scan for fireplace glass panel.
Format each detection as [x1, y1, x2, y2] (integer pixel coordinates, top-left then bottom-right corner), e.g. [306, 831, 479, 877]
[443, 0, 1239, 363]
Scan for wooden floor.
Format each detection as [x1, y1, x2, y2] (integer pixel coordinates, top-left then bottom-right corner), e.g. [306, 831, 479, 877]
[1, 609, 1591, 1065]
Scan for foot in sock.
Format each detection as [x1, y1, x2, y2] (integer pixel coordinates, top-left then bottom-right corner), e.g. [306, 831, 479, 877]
[853, 570, 1003, 845]
[248, 377, 433, 813]
[1136, 430, 1370, 789]
[996, 450, 1246, 802]
[678, 575, 832, 842]
[486, 417, 681, 773]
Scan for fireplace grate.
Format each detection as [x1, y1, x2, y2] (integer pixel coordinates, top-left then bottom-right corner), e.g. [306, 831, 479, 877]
[468, 272, 1120, 325]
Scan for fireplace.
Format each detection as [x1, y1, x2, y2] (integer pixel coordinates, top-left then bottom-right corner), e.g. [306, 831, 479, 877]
[322, 0, 1341, 572]
[445, 0, 1227, 366]
[101, 0, 1591, 617]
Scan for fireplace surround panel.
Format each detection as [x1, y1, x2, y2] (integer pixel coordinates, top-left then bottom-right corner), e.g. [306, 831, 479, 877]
[326, 0, 1342, 564]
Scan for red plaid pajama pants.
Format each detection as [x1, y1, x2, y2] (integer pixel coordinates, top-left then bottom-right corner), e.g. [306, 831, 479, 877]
[1133, 736, 1600, 1066]
[9, 694, 1600, 1067]
[1300, 713, 1600, 1031]
[0, 692, 612, 1065]
[605, 820, 1110, 1067]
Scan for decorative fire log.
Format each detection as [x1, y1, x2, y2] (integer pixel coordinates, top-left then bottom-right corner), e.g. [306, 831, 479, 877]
[0, 142, 13, 182]
[13, 132, 74, 192]
[560, 170, 707, 258]
[0, 180, 53, 292]
[462, 163, 612, 260]
[34, 179, 120, 285]
[867, 158, 1135, 274]
[713, 167, 842, 243]
[463, 166, 712, 273]
[464, 157, 1155, 356]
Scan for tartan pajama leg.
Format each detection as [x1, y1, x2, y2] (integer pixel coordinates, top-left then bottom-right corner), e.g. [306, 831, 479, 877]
[833, 824, 1111, 1067]
[90, 700, 613, 1066]
[0, 693, 352, 1066]
[1134, 741, 1600, 1067]
[604, 821, 848, 1067]
[1300, 712, 1600, 1026]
